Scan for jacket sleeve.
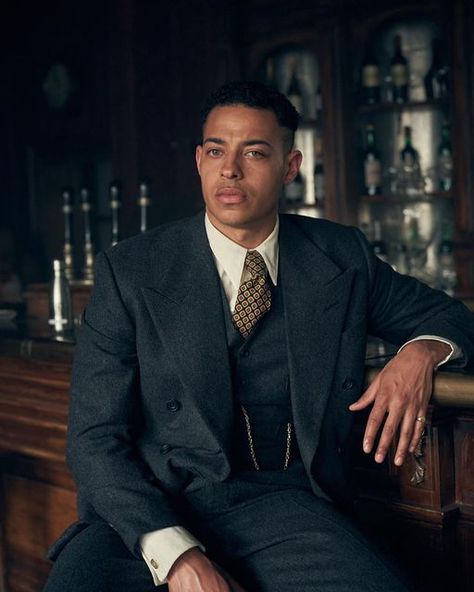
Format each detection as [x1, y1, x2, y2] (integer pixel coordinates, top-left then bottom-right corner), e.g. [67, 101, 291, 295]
[354, 227, 474, 366]
[67, 251, 185, 557]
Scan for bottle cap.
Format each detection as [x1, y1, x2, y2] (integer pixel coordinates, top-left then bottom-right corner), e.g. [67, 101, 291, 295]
[53, 259, 65, 272]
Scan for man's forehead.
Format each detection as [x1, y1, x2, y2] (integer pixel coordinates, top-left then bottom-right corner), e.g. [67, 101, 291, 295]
[203, 105, 284, 139]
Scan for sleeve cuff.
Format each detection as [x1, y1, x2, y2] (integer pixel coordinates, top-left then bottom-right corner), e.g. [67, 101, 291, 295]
[397, 335, 461, 370]
[140, 526, 205, 585]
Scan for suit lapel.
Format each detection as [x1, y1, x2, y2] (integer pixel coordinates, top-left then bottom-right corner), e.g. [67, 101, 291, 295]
[280, 217, 355, 469]
[141, 215, 234, 452]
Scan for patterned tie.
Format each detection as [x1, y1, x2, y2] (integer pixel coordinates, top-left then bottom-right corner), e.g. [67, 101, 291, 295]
[232, 250, 272, 338]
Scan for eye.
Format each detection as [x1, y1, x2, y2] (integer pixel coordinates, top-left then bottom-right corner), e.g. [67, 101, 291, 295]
[207, 148, 222, 157]
[246, 150, 265, 159]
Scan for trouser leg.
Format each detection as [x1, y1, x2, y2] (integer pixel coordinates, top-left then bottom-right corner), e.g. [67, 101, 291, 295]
[188, 487, 414, 592]
[42, 522, 165, 592]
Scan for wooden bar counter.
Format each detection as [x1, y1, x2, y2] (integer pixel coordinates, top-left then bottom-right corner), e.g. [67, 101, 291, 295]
[0, 325, 473, 592]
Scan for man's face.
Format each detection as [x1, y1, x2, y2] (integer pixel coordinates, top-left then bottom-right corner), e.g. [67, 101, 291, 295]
[196, 104, 301, 244]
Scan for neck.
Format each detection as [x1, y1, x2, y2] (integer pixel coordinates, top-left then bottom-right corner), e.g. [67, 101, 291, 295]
[207, 215, 277, 249]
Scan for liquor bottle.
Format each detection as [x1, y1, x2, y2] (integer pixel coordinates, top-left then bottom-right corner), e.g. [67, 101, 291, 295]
[61, 187, 75, 282]
[437, 224, 457, 296]
[314, 156, 325, 206]
[363, 124, 382, 195]
[424, 38, 449, 100]
[138, 180, 152, 233]
[390, 35, 409, 103]
[284, 171, 305, 204]
[48, 259, 74, 338]
[400, 126, 423, 195]
[109, 181, 121, 246]
[360, 46, 381, 105]
[80, 187, 95, 284]
[371, 220, 389, 263]
[287, 63, 303, 115]
[400, 126, 420, 170]
[437, 121, 453, 192]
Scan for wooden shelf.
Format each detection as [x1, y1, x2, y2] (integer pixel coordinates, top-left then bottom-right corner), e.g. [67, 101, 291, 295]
[360, 191, 454, 204]
[357, 98, 449, 117]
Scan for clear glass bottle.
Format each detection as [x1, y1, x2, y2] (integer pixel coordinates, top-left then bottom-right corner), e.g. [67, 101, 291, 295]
[363, 124, 382, 195]
[437, 224, 457, 296]
[48, 259, 74, 338]
[437, 121, 453, 192]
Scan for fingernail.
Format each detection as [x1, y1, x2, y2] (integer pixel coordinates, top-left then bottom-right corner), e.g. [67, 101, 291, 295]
[363, 439, 370, 453]
[395, 456, 403, 466]
[375, 453, 383, 463]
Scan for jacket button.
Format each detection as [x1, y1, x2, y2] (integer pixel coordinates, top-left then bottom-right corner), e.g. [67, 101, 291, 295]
[166, 399, 181, 412]
[160, 444, 171, 454]
[342, 378, 355, 390]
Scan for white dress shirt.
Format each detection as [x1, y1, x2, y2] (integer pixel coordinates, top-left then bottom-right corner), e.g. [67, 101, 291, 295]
[140, 213, 459, 584]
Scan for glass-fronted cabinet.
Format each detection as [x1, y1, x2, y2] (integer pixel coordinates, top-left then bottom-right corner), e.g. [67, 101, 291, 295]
[352, 15, 457, 294]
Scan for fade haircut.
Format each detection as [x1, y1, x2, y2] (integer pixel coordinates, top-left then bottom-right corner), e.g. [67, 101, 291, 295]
[199, 80, 300, 151]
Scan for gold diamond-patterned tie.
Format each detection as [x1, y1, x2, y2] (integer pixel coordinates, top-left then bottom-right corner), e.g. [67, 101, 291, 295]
[232, 250, 272, 338]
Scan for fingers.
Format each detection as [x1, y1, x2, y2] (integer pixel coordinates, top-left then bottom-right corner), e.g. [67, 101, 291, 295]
[348, 382, 377, 411]
[409, 413, 427, 453]
[393, 409, 417, 466]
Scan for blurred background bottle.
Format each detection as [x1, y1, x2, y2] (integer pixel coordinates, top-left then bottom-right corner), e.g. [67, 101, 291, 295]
[371, 220, 389, 263]
[424, 38, 449, 100]
[363, 123, 382, 195]
[360, 46, 381, 105]
[287, 62, 303, 114]
[48, 259, 74, 338]
[390, 34, 409, 103]
[284, 171, 305, 204]
[437, 223, 457, 296]
[437, 121, 453, 191]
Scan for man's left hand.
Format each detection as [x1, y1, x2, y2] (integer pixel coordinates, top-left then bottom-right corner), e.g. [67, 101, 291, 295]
[349, 340, 451, 466]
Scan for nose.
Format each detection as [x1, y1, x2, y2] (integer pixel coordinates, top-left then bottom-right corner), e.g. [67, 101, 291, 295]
[220, 152, 243, 180]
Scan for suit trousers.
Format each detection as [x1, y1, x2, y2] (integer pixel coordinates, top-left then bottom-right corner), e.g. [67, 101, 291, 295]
[43, 476, 413, 592]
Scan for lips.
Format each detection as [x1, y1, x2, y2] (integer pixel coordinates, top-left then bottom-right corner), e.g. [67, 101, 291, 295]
[215, 187, 246, 204]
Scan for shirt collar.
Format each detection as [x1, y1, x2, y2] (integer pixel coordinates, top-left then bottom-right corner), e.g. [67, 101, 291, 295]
[205, 214, 279, 291]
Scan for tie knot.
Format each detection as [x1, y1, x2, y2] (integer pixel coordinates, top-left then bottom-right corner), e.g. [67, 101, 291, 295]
[245, 250, 267, 279]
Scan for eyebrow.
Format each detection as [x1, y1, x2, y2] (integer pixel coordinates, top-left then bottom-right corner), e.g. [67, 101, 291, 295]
[203, 137, 273, 149]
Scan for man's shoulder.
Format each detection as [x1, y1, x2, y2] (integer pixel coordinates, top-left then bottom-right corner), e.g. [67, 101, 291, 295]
[104, 212, 204, 263]
[281, 214, 362, 247]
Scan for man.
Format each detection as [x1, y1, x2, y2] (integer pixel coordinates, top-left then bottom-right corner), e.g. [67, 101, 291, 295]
[44, 81, 474, 592]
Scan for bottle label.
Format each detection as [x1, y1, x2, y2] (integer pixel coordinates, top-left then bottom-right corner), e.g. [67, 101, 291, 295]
[362, 65, 380, 88]
[315, 174, 325, 200]
[391, 64, 408, 86]
[364, 158, 381, 187]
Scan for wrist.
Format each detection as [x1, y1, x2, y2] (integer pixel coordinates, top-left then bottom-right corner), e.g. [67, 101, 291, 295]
[401, 339, 452, 368]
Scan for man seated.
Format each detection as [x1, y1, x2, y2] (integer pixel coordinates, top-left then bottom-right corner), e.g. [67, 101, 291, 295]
[44, 80, 474, 592]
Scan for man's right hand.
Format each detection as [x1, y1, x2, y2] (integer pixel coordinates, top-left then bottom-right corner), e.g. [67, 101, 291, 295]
[167, 547, 247, 592]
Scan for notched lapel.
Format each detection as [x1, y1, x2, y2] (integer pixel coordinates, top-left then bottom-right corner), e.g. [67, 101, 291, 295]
[280, 220, 355, 470]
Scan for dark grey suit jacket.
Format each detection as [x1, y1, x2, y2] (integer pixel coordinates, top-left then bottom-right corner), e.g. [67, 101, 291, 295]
[65, 212, 474, 557]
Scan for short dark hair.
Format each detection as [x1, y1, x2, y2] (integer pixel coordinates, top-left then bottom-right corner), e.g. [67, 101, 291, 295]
[200, 80, 300, 149]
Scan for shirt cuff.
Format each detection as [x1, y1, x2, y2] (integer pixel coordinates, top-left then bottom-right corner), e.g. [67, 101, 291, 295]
[397, 335, 461, 369]
[140, 526, 205, 585]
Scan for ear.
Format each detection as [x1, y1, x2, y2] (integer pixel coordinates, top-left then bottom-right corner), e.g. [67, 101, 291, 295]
[195, 144, 203, 176]
[283, 150, 303, 185]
